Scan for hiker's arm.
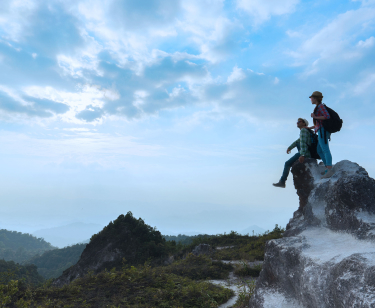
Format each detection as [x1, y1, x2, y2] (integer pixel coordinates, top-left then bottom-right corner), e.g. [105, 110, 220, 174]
[288, 140, 299, 153]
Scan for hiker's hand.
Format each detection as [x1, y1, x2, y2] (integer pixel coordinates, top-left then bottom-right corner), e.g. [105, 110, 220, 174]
[299, 156, 305, 163]
[287, 148, 291, 154]
[311, 113, 315, 118]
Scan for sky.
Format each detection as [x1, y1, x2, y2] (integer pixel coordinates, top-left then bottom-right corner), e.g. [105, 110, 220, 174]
[0, 0, 375, 237]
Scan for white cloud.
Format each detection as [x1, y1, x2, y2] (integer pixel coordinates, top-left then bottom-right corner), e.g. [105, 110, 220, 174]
[237, 0, 299, 24]
[227, 66, 246, 83]
[178, 0, 239, 63]
[0, 0, 37, 41]
[357, 36, 375, 48]
[286, 30, 302, 38]
[288, 7, 375, 73]
[23, 85, 119, 124]
[274, 77, 279, 85]
[0, 85, 30, 106]
[353, 73, 375, 95]
[63, 128, 91, 132]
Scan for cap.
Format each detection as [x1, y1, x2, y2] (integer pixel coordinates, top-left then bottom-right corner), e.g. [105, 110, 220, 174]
[302, 118, 309, 126]
[309, 91, 323, 98]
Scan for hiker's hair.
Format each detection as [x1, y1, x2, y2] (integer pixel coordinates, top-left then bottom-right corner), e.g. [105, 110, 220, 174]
[312, 96, 323, 125]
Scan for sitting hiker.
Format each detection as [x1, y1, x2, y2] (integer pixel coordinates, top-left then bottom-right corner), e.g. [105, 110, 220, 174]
[273, 118, 311, 188]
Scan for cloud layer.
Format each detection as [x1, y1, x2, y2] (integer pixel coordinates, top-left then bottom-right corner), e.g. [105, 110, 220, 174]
[0, 0, 374, 126]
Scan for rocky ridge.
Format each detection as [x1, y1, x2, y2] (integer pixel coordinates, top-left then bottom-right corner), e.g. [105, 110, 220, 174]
[250, 159, 375, 308]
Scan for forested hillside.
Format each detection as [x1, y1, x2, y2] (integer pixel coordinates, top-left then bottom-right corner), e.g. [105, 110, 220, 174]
[0, 215, 284, 307]
[0, 229, 55, 263]
[25, 243, 87, 279]
[0, 260, 44, 286]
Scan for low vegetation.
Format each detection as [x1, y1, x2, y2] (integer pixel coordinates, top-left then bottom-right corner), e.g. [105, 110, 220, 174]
[164, 254, 233, 280]
[233, 262, 262, 277]
[0, 215, 285, 306]
[170, 225, 284, 261]
[0, 264, 233, 307]
[233, 279, 257, 308]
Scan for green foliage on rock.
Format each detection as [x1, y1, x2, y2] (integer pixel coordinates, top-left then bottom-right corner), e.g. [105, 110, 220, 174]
[0, 230, 54, 263]
[87, 212, 176, 269]
[25, 244, 86, 279]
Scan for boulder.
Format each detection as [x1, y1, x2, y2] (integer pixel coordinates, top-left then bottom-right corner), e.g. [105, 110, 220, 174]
[250, 160, 375, 308]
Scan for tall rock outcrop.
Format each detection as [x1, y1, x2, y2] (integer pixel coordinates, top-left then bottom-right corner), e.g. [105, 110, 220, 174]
[250, 159, 375, 308]
[53, 212, 170, 287]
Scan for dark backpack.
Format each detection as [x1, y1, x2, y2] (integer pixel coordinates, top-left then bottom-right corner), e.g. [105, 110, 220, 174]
[305, 129, 321, 160]
[322, 104, 343, 134]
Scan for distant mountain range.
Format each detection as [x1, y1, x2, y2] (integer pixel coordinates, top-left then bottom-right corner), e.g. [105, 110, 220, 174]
[32, 222, 103, 248]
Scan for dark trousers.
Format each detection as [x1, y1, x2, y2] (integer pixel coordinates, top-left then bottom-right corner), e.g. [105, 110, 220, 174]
[280, 142, 300, 182]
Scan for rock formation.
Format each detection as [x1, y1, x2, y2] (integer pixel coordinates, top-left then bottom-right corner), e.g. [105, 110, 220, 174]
[53, 212, 170, 287]
[250, 159, 375, 308]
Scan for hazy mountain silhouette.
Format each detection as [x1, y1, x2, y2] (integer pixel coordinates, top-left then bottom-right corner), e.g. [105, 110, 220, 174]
[32, 222, 103, 248]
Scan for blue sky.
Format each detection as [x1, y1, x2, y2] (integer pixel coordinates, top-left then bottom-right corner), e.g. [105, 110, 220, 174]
[0, 0, 375, 235]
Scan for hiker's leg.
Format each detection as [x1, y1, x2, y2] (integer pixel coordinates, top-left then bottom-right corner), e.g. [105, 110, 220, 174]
[317, 142, 326, 166]
[280, 153, 300, 182]
[318, 127, 332, 167]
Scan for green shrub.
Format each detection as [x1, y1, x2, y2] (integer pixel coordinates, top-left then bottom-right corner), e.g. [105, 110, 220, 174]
[164, 254, 233, 280]
[233, 262, 262, 277]
[233, 279, 257, 308]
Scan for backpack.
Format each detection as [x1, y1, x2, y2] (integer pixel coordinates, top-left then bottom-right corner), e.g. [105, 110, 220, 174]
[322, 104, 343, 134]
[305, 129, 321, 160]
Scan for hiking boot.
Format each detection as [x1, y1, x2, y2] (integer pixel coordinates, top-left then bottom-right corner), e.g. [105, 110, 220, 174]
[273, 181, 286, 188]
[321, 169, 328, 175]
[321, 169, 335, 179]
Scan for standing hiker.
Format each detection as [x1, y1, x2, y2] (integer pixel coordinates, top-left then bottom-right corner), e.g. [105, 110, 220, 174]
[273, 118, 311, 188]
[307, 91, 334, 179]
